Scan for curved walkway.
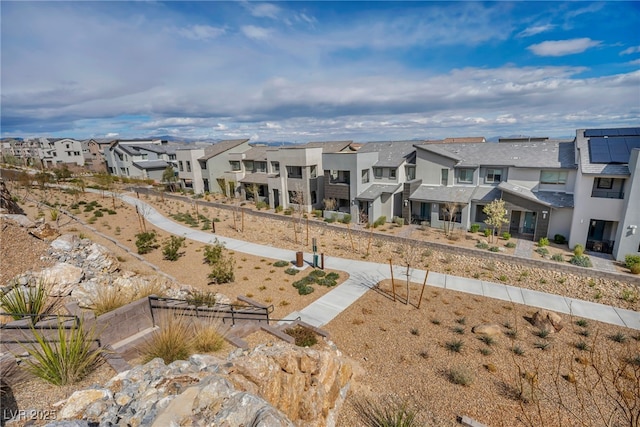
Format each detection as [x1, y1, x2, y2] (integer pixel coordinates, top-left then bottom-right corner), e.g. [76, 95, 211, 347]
[118, 192, 639, 331]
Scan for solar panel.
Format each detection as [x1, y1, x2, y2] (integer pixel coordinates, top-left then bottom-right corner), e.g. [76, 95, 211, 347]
[609, 139, 629, 163]
[589, 137, 611, 163]
[585, 127, 640, 137]
[588, 135, 640, 164]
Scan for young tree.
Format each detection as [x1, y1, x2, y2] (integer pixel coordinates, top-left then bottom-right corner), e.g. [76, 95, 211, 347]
[162, 166, 178, 192]
[441, 202, 459, 237]
[396, 240, 420, 305]
[483, 199, 509, 243]
[290, 185, 306, 246]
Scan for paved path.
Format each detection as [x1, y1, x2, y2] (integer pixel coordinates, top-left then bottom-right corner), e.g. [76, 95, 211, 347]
[586, 251, 618, 273]
[514, 238, 534, 258]
[117, 193, 640, 331]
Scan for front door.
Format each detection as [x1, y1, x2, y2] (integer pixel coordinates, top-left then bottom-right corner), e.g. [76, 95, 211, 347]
[273, 189, 280, 208]
[523, 212, 535, 234]
[420, 202, 429, 220]
[588, 220, 605, 241]
[510, 211, 521, 233]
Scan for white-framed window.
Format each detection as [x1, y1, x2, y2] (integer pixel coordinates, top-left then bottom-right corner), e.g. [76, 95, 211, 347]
[255, 161, 267, 173]
[486, 168, 503, 183]
[362, 169, 370, 183]
[186, 161, 191, 172]
[271, 161, 280, 173]
[286, 166, 302, 178]
[540, 171, 568, 185]
[373, 167, 383, 179]
[178, 161, 184, 172]
[244, 160, 254, 172]
[389, 168, 397, 179]
[229, 161, 241, 171]
[458, 168, 474, 184]
[405, 166, 415, 180]
[441, 169, 449, 186]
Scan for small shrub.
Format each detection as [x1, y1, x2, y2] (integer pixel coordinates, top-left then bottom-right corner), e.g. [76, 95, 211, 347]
[352, 396, 420, 427]
[578, 329, 591, 337]
[273, 260, 289, 267]
[455, 317, 466, 325]
[91, 286, 131, 315]
[534, 342, 550, 351]
[22, 318, 103, 386]
[483, 228, 491, 237]
[575, 319, 588, 327]
[186, 290, 217, 307]
[551, 253, 564, 262]
[0, 282, 59, 322]
[489, 246, 500, 252]
[505, 242, 516, 248]
[274, 205, 283, 213]
[430, 319, 441, 325]
[448, 366, 474, 386]
[373, 216, 386, 228]
[609, 332, 627, 343]
[511, 345, 525, 356]
[574, 341, 590, 351]
[538, 237, 549, 247]
[621, 288, 639, 303]
[501, 232, 511, 240]
[393, 216, 404, 226]
[162, 236, 186, 261]
[626, 254, 640, 268]
[570, 255, 592, 268]
[208, 257, 235, 284]
[505, 329, 518, 339]
[479, 335, 495, 346]
[573, 244, 585, 257]
[535, 329, 550, 339]
[410, 328, 420, 336]
[93, 210, 104, 218]
[535, 247, 549, 256]
[479, 347, 492, 356]
[135, 231, 159, 254]
[142, 315, 191, 364]
[446, 340, 464, 353]
[453, 326, 465, 335]
[339, 214, 352, 224]
[285, 326, 318, 347]
[283, 208, 293, 215]
[191, 317, 227, 353]
[554, 234, 567, 244]
[284, 268, 299, 275]
[631, 264, 640, 275]
[498, 275, 507, 282]
[469, 224, 480, 233]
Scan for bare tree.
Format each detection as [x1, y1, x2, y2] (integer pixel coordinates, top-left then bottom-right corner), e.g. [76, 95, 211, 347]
[441, 202, 459, 237]
[323, 198, 337, 212]
[290, 185, 306, 246]
[396, 239, 420, 305]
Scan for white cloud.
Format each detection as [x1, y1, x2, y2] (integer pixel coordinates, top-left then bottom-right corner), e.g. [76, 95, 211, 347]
[178, 25, 225, 41]
[241, 25, 272, 40]
[628, 59, 640, 66]
[105, 132, 119, 138]
[517, 24, 555, 38]
[249, 3, 280, 19]
[528, 38, 601, 56]
[620, 46, 640, 55]
[214, 123, 228, 131]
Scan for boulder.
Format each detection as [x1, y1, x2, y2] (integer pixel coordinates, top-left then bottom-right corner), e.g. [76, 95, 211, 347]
[58, 389, 113, 420]
[471, 323, 502, 336]
[0, 214, 35, 228]
[51, 234, 79, 252]
[30, 223, 59, 241]
[530, 310, 564, 333]
[34, 263, 84, 296]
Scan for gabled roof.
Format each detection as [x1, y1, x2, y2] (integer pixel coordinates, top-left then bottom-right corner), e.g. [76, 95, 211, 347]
[304, 140, 353, 153]
[243, 145, 270, 161]
[498, 182, 574, 208]
[356, 184, 402, 201]
[415, 140, 575, 169]
[359, 140, 418, 167]
[199, 139, 249, 161]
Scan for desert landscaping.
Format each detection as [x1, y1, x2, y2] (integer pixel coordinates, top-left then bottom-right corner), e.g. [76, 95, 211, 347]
[1, 178, 639, 426]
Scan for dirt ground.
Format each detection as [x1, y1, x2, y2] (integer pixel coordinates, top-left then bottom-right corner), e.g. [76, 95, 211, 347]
[3, 182, 639, 426]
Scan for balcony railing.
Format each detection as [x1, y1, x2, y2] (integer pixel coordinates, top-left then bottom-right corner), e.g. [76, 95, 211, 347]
[591, 190, 624, 199]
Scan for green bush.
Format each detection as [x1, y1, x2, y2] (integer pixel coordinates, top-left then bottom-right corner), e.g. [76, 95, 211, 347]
[551, 253, 565, 262]
[283, 208, 293, 215]
[535, 247, 549, 256]
[324, 216, 336, 223]
[449, 366, 474, 386]
[554, 234, 567, 244]
[538, 237, 549, 247]
[339, 214, 352, 224]
[186, 290, 217, 307]
[352, 396, 420, 427]
[0, 282, 58, 323]
[162, 236, 186, 261]
[275, 205, 283, 213]
[203, 240, 225, 265]
[625, 254, 640, 269]
[489, 246, 500, 252]
[255, 201, 268, 210]
[135, 231, 159, 254]
[476, 242, 489, 249]
[313, 209, 323, 218]
[631, 264, 640, 275]
[273, 260, 290, 267]
[93, 210, 104, 218]
[373, 216, 387, 228]
[469, 224, 480, 233]
[208, 258, 235, 284]
[23, 318, 102, 385]
[505, 242, 516, 248]
[393, 216, 404, 226]
[570, 255, 592, 268]
[284, 268, 300, 275]
[484, 228, 491, 237]
[573, 244, 585, 257]
[501, 232, 511, 240]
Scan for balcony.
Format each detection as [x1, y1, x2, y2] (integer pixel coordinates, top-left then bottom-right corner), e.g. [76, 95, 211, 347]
[590, 190, 624, 199]
[590, 177, 625, 199]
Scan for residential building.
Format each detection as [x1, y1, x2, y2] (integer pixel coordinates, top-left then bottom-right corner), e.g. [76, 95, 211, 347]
[198, 139, 252, 195]
[82, 139, 112, 173]
[569, 127, 640, 261]
[409, 140, 576, 241]
[104, 139, 182, 182]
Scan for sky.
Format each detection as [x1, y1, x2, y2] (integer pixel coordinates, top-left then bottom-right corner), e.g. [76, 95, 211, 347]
[1, 1, 639, 142]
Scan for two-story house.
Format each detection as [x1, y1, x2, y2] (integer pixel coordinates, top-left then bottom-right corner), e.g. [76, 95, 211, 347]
[409, 140, 576, 241]
[569, 127, 640, 261]
[104, 139, 182, 181]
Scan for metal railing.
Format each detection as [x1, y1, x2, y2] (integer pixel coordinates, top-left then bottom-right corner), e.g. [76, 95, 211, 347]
[591, 190, 624, 199]
[148, 295, 273, 327]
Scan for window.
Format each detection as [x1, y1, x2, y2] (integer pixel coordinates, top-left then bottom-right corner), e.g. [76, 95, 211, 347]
[286, 166, 302, 178]
[438, 203, 462, 223]
[596, 177, 613, 189]
[329, 170, 350, 184]
[66, 144, 70, 149]
[362, 169, 370, 183]
[255, 162, 267, 173]
[73, 151, 80, 156]
[540, 171, 568, 185]
[486, 168, 503, 183]
[441, 169, 449, 186]
[178, 161, 184, 172]
[200, 161, 207, 170]
[271, 161, 280, 173]
[389, 168, 397, 179]
[141, 154, 148, 160]
[169, 154, 176, 160]
[186, 161, 191, 172]
[229, 161, 241, 171]
[405, 166, 415, 181]
[52, 152, 57, 157]
[373, 167, 382, 179]
[458, 168, 474, 184]
[244, 160, 254, 172]
[310, 165, 317, 178]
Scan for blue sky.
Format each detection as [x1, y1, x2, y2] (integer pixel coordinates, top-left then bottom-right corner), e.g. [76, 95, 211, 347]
[1, 1, 639, 142]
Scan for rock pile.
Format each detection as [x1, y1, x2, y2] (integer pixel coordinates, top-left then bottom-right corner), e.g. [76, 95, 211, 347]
[45, 343, 352, 427]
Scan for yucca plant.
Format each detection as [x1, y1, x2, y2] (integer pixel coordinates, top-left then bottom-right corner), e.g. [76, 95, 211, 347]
[0, 282, 59, 324]
[22, 318, 103, 386]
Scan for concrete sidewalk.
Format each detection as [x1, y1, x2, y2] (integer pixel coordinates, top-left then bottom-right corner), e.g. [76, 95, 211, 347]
[118, 193, 640, 331]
